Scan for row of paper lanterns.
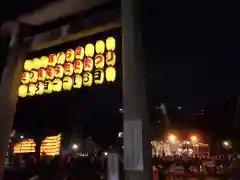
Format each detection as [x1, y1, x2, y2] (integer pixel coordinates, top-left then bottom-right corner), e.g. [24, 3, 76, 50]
[24, 37, 116, 71]
[18, 67, 116, 97]
[21, 52, 115, 85]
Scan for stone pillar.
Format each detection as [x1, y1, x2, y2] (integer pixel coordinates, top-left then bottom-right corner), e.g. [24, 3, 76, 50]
[121, 0, 153, 180]
[0, 23, 30, 179]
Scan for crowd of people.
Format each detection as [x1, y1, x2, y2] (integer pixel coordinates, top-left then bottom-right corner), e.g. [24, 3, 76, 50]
[153, 154, 240, 179]
[3, 153, 110, 180]
[3, 152, 240, 180]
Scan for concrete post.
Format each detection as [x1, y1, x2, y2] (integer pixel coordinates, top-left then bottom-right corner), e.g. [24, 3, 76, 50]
[121, 0, 153, 179]
[0, 23, 30, 179]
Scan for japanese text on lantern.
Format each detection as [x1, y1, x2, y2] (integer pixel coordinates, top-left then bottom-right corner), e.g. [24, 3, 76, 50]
[18, 37, 117, 97]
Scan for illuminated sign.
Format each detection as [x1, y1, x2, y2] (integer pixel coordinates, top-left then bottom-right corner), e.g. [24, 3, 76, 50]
[18, 37, 117, 97]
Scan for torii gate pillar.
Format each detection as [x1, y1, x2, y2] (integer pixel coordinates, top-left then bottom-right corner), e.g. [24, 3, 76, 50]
[121, 0, 153, 180]
[0, 22, 30, 179]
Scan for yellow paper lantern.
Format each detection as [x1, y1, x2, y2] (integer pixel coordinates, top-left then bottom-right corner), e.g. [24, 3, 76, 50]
[83, 72, 93, 87]
[40, 56, 49, 68]
[48, 54, 57, 67]
[95, 40, 105, 54]
[73, 75, 82, 88]
[95, 55, 105, 69]
[33, 58, 41, 70]
[106, 67, 116, 82]
[35, 82, 44, 95]
[24, 60, 33, 71]
[55, 65, 64, 78]
[106, 51, 116, 66]
[75, 46, 85, 60]
[43, 81, 53, 94]
[28, 83, 37, 96]
[94, 69, 104, 84]
[73, 60, 83, 74]
[56, 52, 65, 65]
[64, 62, 74, 76]
[106, 37, 116, 51]
[46, 67, 55, 80]
[52, 79, 62, 92]
[83, 58, 93, 72]
[38, 69, 46, 81]
[18, 85, 28, 97]
[29, 71, 38, 83]
[63, 76, 73, 90]
[21, 72, 30, 84]
[66, 49, 75, 62]
[85, 43, 94, 57]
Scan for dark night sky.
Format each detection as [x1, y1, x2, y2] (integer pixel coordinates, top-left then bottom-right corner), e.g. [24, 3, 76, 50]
[1, 0, 240, 144]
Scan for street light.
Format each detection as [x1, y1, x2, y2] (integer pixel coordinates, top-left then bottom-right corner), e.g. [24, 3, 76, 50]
[190, 135, 198, 155]
[168, 134, 177, 143]
[222, 140, 232, 149]
[190, 135, 197, 142]
[72, 144, 78, 151]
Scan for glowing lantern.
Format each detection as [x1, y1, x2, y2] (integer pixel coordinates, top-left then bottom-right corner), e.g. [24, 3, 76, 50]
[75, 46, 85, 60]
[56, 52, 65, 65]
[46, 67, 55, 80]
[43, 81, 53, 94]
[106, 37, 116, 51]
[106, 67, 116, 82]
[33, 58, 41, 69]
[94, 69, 104, 84]
[52, 79, 62, 92]
[66, 49, 75, 62]
[73, 60, 83, 74]
[14, 139, 36, 153]
[95, 40, 105, 54]
[28, 83, 36, 96]
[40, 134, 61, 156]
[40, 56, 49, 68]
[48, 54, 57, 67]
[29, 71, 38, 83]
[106, 51, 116, 66]
[38, 69, 46, 81]
[63, 76, 73, 90]
[73, 74, 82, 88]
[83, 58, 93, 72]
[73, 75, 82, 88]
[85, 43, 94, 57]
[55, 65, 64, 78]
[21, 72, 30, 84]
[18, 85, 28, 97]
[24, 60, 33, 71]
[83, 72, 93, 87]
[64, 62, 74, 76]
[35, 82, 44, 95]
[95, 55, 105, 69]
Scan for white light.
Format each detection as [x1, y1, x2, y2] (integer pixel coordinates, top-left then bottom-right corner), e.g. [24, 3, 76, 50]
[72, 144, 78, 150]
[20, 136, 24, 139]
[223, 141, 229, 146]
[118, 132, 123, 137]
[119, 108, 124, 113]
[104, 152, 108, 156]
[177, 106, 182, 110]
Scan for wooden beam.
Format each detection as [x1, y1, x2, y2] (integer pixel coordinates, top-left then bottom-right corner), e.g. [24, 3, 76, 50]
[29, 20, 121, 52]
